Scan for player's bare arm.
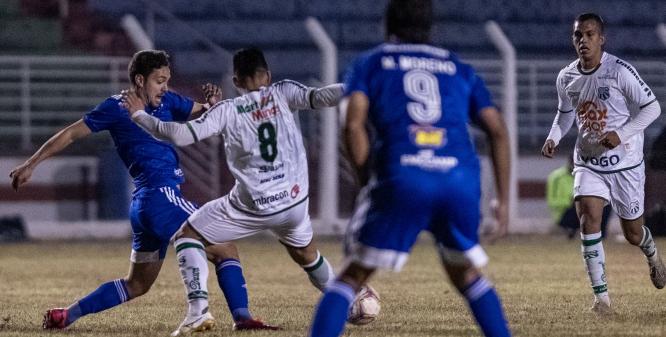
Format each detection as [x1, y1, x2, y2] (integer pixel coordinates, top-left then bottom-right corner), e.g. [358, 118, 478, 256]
[9, 119, 91, 191]
[477, 106, 510, 241]
[188, 83, 222, 120]
[344, 92, 370, 175]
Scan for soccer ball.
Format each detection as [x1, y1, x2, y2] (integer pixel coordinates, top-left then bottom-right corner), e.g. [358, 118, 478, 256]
[347, 285, 381, 325]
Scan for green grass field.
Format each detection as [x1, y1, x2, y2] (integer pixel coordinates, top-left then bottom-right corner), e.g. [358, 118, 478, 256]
[2, 235, 666, 337]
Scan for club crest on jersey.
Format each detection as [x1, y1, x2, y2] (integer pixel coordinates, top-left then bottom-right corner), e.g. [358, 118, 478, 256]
[409, 125, 446, 148]
[597, 87, 610, 100]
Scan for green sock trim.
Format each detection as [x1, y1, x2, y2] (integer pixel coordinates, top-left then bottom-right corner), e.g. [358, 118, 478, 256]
[582, 238, 602, 246]
[176, 242, 205, 253]
[303, 255, 324, 273]
[593, 284, 608, 294]
[188, 290, 208, 300]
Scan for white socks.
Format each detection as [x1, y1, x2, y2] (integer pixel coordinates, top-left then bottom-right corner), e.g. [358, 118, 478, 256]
[175, 238, 210, 316]
[581, 232, 609, 305]
[301, 251, 335, 292]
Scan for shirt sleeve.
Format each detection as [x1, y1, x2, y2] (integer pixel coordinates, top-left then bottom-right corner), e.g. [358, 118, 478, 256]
[82, 98, 120, 132]
[343, 55, 371, 97]
[163, 91, 195, 122]
[185, 100, 233, 142]
[274, 80, 315, 111]
[468, 71, 495, 121]
[131, 100, 232, 146]
[617, 61, 657, 109]
[556, 70, 574, 113]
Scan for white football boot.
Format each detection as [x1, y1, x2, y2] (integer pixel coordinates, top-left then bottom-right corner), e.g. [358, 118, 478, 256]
[171, 312, 215, 336]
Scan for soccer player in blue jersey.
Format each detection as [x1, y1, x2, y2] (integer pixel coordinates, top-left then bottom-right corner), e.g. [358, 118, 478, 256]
[308, 0, 512, 336]
[9, 50, 265, 331]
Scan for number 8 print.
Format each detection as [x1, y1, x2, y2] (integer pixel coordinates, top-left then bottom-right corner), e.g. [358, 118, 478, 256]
[258, 122, 278, 162]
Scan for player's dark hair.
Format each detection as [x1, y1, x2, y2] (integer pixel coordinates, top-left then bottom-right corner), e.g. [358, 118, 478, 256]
[233, 47, 269, 79]
[385, 0, 432, 43]
[575, 13, 605, 34]
[128, 50, 170, 86]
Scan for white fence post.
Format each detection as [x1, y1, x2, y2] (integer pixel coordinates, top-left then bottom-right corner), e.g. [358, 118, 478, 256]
[485, 21, 518, 231]
[121, 15, 155, 50]
[305, 17, 340, 234]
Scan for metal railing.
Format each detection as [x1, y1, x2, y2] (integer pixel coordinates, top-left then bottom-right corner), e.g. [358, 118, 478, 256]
[0, 55, 129, 150]
[2, 56, 664, 152]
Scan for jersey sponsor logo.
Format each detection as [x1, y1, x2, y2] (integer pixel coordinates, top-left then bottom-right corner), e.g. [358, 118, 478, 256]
[615, 59, 645, 87]
[398, 55, 456, 75]
[578, 154, 620, 167]
[259, 173, 284, 184]
[259, 163, 284, 173]
[409, 125, 446, 148]
[291, 184, 300, 198]
[400, 149, 458, 171]
[253, 190, 289, 206]
[236, 101, 259, 114]
[252, 106, 279, 121]
[577, 101, 608, 133]
[597, 87, 610, 100]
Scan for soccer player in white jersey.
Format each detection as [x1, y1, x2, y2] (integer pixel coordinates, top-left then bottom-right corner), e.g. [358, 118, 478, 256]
[123, 47, 347, 334]
[541, 13, 664, 314]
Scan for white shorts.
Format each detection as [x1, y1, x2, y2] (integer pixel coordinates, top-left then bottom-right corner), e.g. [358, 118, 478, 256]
[573, 162, 645, 220]
[187, 196, 313, 247]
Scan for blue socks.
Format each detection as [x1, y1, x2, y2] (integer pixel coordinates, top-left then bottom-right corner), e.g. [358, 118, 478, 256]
[308, 281, 356, 337]
[67, 279, 129, 325]
[216, 259, 251, 322]
[463, 277, 511, 337]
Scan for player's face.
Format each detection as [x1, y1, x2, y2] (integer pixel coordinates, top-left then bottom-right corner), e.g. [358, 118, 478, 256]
[135, 66, 171, 108]
[572, 20, 604, 65]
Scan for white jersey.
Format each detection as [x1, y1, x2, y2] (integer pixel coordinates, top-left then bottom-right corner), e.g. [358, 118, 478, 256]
[188, 80, 317, 215]
[556, 52, 657, 172]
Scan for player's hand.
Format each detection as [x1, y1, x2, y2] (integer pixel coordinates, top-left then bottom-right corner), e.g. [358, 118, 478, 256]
[9, 162, 34, 191]
[120, 89, 146, 117]
[483, 199, 509, 244]
[202, 83, 222, 105]
[541, 139, 557, 158]
[599, 131, 620, 149]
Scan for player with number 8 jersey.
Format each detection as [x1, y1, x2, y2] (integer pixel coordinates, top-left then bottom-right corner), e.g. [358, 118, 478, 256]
[124, 47, 352, 333]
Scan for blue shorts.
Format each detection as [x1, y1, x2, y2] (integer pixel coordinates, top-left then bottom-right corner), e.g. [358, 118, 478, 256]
[128, 185, 198, 262]
[345, 167, 488, 271]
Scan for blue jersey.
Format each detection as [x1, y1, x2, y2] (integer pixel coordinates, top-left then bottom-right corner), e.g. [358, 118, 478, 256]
[344, 43, 494, 181]
[83, 91, 194, 190]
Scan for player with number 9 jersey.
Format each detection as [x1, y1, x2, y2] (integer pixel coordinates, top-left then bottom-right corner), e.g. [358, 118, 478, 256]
[343, 43, 496, 269]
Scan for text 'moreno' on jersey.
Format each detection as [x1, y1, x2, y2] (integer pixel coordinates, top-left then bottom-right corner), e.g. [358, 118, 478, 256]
[557, 52, 657, 173]
[83, 91, 193, 190]
[344, 43, 495, 179]
[184, 80, 315, 216]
